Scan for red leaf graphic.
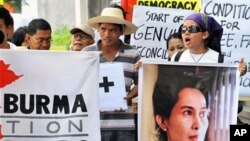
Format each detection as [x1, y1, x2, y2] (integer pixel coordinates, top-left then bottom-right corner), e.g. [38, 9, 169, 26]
[0, 60, 10, 70]
[0, 60, 23, 88]
[0, 124, 3, 139]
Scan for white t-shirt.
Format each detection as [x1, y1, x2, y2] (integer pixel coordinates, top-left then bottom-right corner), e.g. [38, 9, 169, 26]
[171, 48, 221, 63]
[8, 41, 17, 49]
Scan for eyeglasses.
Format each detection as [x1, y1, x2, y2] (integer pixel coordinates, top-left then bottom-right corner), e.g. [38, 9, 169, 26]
[33, 37, 52, 44]
[73, 34, 89, 40]
[181, 26, 203, 34]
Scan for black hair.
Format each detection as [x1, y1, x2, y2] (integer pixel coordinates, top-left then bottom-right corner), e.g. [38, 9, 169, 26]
[201, 14, 222, 54]
[98, 23, 124, 32]
[11, 26, 28, 46]
[205, 31, 222, 53]
[166, 32, 182, 49]
[153, 65, 207, 118]
[0, 30, 4, 44]
[27, 19, 51, 35]
[0, 7, 14, 27]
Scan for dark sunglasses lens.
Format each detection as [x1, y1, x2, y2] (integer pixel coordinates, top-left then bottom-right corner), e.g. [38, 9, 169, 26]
[189, 26, 201, 33]
[181, 26, 201, 34]
[181, 27, 188, 34]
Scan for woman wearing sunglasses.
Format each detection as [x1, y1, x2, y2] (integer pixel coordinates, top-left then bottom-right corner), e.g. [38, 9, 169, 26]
[171, 13, 247, 76]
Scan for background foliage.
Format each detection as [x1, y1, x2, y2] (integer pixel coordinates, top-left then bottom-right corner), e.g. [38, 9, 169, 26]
[51, 25, 71, 51]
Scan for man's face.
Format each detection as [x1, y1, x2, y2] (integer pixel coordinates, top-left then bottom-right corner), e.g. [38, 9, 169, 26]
[71, 31, 94, 51]
[99, 23, 122, 46]
[167, 38, 184, 58]
[28, 29, 52, 50]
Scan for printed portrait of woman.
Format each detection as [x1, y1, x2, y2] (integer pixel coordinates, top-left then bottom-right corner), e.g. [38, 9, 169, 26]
[153, 65, 211, 141]
[138, 62, 239, 141]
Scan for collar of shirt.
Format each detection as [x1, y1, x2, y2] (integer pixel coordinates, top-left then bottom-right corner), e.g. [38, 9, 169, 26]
[96, 39, 125, 53]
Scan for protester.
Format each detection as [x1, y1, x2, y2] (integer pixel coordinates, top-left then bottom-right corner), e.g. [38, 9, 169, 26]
[170, 13, 247, 127]
[171, 13, 247, 76]
[27, 18, 52, 50]
[0, 7, 16, 49]
[11, 26, 29, 46]
[166, 32, 185, 60]
[82, 7, 139, 141]
[70, 24, 95, 51]
[84, 7, 139, 105]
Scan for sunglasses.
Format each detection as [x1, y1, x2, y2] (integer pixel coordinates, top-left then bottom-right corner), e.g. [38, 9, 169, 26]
[181, 26, 203, 34]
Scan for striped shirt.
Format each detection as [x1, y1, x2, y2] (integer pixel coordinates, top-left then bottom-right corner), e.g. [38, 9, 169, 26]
[83, 40, 138, 140]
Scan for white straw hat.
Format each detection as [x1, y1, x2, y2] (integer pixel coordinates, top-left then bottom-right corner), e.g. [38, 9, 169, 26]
[87, 7, 138, 35]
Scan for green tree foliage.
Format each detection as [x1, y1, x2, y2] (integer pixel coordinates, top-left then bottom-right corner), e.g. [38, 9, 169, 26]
[51, 25, 71, 50]
[4, 0, 21, 13]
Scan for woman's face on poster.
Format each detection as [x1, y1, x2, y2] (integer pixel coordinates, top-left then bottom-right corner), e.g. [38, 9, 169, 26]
[165, 87, 209, 141]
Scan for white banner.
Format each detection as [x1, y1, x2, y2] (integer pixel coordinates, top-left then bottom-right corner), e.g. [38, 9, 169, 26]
[99, 63, 127, 111]
[201, 0, 250, 96]
[0, 50, 101, 141]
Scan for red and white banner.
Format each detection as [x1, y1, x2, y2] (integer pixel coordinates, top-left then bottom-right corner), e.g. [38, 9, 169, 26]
[0, 50, 100, 141]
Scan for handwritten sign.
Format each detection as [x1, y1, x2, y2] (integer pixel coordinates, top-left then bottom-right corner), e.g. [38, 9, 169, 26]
[201, 0, 250, 96]
[130, 5, 194, 61]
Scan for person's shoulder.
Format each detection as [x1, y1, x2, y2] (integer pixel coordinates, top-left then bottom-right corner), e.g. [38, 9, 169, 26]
[207, 48, 220, 59]
[123, 44, 140, 56]
[120, 41, 138, 52]
[170, 50, 188, 62]
[120, 42, 140, 61]
[198, 48, 221, 63]
[124, 43, 134, 49]
[82, 44, 98, 51]
[207, 48, 219, 55]
[170, 52, 177, 62]
[121, 41, 136, 50]
[8, 42, 18, 49]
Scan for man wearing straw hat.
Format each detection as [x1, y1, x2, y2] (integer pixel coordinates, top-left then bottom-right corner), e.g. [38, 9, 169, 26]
[83, 7, 140, 141]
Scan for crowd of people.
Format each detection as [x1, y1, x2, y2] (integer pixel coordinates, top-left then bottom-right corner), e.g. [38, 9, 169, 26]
[0, 3, 249, 141]
[0, 7, 95, 51]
